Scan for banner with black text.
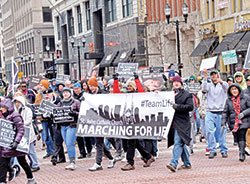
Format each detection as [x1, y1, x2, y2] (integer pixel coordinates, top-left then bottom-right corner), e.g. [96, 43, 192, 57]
[76, 92, 175, 140]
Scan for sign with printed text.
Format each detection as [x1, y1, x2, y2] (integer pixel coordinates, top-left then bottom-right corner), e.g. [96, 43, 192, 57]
[38, 100, 56, 115]
[0, 119, 31, 153]
[30, 104, 42, 117]
[29, 76, 43, 89]
[187, 83, 201, 94]
[56, 74, 70, 84]
[222, 50, 238, 65]
[140, 73, 164, 91]
[200, 56, 218, 71]
[77, 92, 175, 140]
[53, 106, 74, 124]
[117, 63, 138, 78]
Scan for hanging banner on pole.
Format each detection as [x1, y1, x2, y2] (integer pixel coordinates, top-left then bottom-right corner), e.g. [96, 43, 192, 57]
[244, 42, 250, 69]
[77, 92, 175, 140]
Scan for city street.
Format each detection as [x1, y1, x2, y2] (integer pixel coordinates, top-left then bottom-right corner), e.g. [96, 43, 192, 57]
[12, 133, 249, 184]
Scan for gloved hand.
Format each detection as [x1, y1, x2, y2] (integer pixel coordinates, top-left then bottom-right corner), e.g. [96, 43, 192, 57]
[133, 72, 139, 80]
[162, 74, 167, 82]
[68, 111, 77, 117]
[172, 104, 178, 110]
[112, 73, 119, 80]
[10, 141, 18, 150]
[238, 113, 244, 120]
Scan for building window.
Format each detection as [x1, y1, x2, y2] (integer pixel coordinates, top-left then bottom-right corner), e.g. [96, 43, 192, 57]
[211, 0, 215, 18]
[77, 6, 82, 33]
[56, 16, 61, 40]
[105, 0, 117, 23]
[85, 1, 91, 30]
[206, 0, 210, 20]
[42, 7, 52, 22]
[42, 36, 55, 52]
[122, 0, 133, 17]
[67, 9, 74, 36]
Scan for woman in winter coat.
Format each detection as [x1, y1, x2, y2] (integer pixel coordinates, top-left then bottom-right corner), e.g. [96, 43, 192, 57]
[58, 87, 81, 171]
[0, 98, 36, 184]
[13, 94, 40, 171]
[222, 83, 250, 162]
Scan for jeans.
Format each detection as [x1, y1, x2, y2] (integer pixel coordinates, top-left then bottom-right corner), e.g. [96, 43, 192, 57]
[195, 108, 200, 133]
[205, 112, 228, 153]
[170, 129, 191, 168]
[61, 126, 77, 159]
[200, 118, 206, 138]
[42, 121, 54, 155]
[28, 142, 39, 168]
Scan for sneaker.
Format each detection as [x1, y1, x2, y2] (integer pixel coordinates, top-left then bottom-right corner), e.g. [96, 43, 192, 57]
[107, 159, 116, 168]
[87, 153, 92, 158]
[178, 165, 192, 170]
[8, 167, 17, 182]
[43, 153, 52, 159]
[12, 165, 20, 177]
[221, 152, 228, 158]
[208, 152, 217, 159]
[121, 163, 135, 171]
[51, 158, 57, 166]
[77, 154, 86, 159]
[30, 167, 40, 172]
[27, 177, 37, 184]
[115, 156, 122, 161]
[143, 156, 155, 167]
[65, 162, 77, 171]
[245, 147, 250, 156]
[166, 164, 176, 172]
[205, 149, 210, 156]
[88, 163, 103, 171]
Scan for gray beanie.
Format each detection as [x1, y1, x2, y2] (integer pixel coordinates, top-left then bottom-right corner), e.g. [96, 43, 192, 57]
[62, 87, 72, 95]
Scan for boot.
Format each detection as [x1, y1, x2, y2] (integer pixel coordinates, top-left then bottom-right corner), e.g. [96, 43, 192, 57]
[239, 141, 246, 162]
[27, 178, 37, 184]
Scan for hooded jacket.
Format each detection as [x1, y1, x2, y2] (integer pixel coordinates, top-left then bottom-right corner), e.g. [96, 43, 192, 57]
[13, 96, 36, 143]
[222, 83, 250, 130]
[50, 78, 57, 91]
[234, 72, 247, 90]
[0, 98, 26, 158]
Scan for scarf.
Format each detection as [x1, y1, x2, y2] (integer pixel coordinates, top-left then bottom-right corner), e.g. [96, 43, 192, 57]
[232, 95, 241, 132]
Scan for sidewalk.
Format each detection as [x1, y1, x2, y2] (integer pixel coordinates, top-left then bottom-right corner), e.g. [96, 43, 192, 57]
[12, 133, 250, 184]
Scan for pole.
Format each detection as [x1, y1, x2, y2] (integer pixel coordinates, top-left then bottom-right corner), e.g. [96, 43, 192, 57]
[176, 20, 182, 77]
[144, 17, 149, 66]
[78, 46, 81, 80]
[52, 52, 55, 78]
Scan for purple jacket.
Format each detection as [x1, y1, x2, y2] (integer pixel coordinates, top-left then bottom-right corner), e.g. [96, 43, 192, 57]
[0, 98, 26, 158]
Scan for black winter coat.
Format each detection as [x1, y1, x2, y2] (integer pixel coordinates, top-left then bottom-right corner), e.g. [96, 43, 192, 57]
[222, 84, 250, 131]
[168, 89, 194, 147]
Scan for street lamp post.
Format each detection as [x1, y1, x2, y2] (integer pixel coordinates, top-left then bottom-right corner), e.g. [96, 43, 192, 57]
[71, 36, 86, 80]
[164, 3, 188, 77]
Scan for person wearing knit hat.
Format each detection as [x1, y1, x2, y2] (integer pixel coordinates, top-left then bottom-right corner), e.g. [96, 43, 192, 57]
[166, 74, 194, 173]
[73, 83, 83, 101]
[127, 81, 137, 92]
[189, 76, 196, 83]
[88, 77, 100, 94]
[58, 86, 81, 171]
[40, 79, 50, 89]
[163, 70, 176, 91]
[227, 76, 234, 86]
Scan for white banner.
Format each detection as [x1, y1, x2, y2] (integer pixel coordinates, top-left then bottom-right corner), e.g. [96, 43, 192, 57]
[77, 92, 175, 139]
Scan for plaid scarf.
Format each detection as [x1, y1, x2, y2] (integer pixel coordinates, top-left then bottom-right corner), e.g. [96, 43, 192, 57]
[232, 95, 241, 133]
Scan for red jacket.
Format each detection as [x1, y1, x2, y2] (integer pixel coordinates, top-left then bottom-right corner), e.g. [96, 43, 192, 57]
[113, 78, 144, 93]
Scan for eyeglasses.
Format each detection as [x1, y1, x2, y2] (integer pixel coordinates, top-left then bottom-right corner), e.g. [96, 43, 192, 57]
[21, 86, 27, 88]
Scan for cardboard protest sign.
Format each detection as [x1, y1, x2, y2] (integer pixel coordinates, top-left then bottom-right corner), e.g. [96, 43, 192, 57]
[38, 100, 56, 115]
[29, 76, 43, 89]
[117, 63, 138, 78]
[77, 92, 175, 140]
[200, 56, 218, 71]
[30, 104, 42, 117]
[53, 106, 74, 123]
[0, 119, 31, 153]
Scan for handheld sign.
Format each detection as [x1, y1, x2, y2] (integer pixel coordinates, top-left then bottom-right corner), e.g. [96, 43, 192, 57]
[149, 67, 164, 73]
[56, 74, 70, 84]
[29, 76, 43, 89]
[30, 104, 42, 117]
[117, 63, 138, 78]
[53, 106, 74, 124]
[38, 100, 56, 115]
[0, 119, 31, 153]
[187, 83, 200, 94]
[222, 50, 238, 65]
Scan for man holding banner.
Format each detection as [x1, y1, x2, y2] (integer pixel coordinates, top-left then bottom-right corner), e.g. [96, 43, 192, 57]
[166, 76, 194, 172]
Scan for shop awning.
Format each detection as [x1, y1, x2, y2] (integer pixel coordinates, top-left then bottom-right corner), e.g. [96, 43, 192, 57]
[99, 51, 119, 68]
[234, 31, 250, 52]
[112, 48, 135, 66]
[213, 31, 246, 54]
[190, 37, 219, 57]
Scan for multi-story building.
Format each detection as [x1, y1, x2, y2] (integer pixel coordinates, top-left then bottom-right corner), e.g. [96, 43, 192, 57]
[13, 0, 55, 77]
[51, 0, 146, 78]
[2, 0, 15, 82]
[0, 1, 4, 78]
[193, 0, 250, 74]
[146, 0, 202, 77]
